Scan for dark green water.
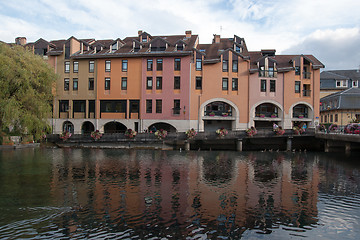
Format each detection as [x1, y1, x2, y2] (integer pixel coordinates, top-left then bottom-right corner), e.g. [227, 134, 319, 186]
[0, 148, 360, 239]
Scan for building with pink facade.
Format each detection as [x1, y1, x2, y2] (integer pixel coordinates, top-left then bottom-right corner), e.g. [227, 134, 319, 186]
[10, 30, 324, 133]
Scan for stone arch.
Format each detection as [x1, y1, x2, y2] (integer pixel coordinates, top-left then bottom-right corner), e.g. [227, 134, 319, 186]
[81, 121, 95, 134]
[289, 102, 315, 128]
[250, 100, 284, 128]
[103, 121, 127, 133]
[199, 98, 240, 131]
[148, 122, 177, 132]
[289, 102, 314, 119]
[62, 121, 74, 133]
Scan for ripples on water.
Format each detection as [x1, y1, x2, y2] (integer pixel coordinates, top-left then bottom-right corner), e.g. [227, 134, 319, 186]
[0, 149, 360, 239]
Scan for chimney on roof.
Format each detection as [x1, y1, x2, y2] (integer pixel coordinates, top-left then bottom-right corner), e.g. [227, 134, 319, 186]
[138, 30, 143, 36]
[185, 30, 192, 38]
[213, 34, 220, 44]
[15, 37, 27, 45]
[261, 49, 276, 56]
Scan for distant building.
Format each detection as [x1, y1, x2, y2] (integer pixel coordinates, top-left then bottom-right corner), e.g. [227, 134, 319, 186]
[320, 70, 360, 98]
[320, 88, 360, 126]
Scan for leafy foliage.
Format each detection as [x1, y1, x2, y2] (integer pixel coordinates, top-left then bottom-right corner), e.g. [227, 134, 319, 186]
[0, 43, 57, 140]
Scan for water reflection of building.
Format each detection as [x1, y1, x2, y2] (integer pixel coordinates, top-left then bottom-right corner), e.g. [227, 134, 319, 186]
[50, 150, 320, 235]
[187, 152, 319, 232]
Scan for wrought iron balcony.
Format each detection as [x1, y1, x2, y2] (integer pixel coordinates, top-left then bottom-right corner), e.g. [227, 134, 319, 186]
[303, 72, 311, 79]
[303, 90, 311, 97]
[172, 108, 181, 115]
[293, 113, 308, 118]
[205, 110, 232, 117]
[255, 112, 278, 118]
[259, 70, 277, 78]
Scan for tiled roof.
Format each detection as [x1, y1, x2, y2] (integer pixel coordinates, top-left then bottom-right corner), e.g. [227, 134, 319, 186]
[321, 70, 360, 81]
[72, 33, 199, 58]
[321, 88, 360, 110]
[248, 53, 324, 73]
[197, 37, 249, 63]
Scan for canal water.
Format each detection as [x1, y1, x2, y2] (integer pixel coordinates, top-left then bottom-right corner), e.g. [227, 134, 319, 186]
[0, 148, 360, 239]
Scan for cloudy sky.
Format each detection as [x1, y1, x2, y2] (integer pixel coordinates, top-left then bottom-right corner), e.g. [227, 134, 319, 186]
[1, 0, 359, 70]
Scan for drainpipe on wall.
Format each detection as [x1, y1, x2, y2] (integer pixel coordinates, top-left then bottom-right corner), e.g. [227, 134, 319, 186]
[197, 95, 201, 132]
[283, 72, 285, 129]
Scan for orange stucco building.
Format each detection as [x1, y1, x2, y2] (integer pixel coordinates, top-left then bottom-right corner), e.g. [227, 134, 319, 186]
[12, 30, 324, 134]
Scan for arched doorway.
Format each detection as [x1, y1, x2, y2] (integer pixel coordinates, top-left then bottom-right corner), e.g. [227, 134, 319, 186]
[292, 103, 313, 128]
[293, 104, 309, 118]
[62, 121, 74, 133]
[104, 121, 127, 133]
[254, 103, 281, 128]
[203, 101, 235, 132]
[148, 122, 177, 132]
[81, 121, 95, 134]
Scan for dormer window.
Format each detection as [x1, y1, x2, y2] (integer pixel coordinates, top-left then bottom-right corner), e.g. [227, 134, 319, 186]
[258, 57, 277, 78]
[336, 80, 347, 88]
[353, 80, 358, 87]
[176, 44, 184, 51]
[150, 38, 167, 52]
[132, 40, 142, 52]
[235, 45, 241, 53]
[111, 43, 117, 53]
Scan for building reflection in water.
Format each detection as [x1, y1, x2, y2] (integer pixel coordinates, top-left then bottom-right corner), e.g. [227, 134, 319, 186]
[49, 149, 320, 237]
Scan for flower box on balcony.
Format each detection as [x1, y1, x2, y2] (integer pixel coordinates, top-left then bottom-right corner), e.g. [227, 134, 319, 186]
[298, 115, 304, 118]
[209, 112, 215, 116]
[259, 114, 265, 118]
[271, 114, 277, 118]
[222, 113, 229, 117]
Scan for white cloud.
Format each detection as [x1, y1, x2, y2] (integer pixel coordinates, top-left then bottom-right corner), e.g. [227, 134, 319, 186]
[1, 0, 359, 69]
[283, 28, 360, 70]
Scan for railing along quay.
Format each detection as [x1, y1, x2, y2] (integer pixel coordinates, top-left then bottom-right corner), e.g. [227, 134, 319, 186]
[47, 129, 317, 151]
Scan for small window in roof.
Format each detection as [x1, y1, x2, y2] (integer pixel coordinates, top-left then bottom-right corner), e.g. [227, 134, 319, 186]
[177, 44, 183, 51]
[111, 43, 117, 52]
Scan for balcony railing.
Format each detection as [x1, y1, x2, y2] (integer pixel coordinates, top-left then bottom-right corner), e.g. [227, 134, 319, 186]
[172, 108, 181, 115]
[293, 113, 308, 118]
[303, 90, 311, 97]
[205, 110, 232, 117]
[255, 112, 278, 118]
[259, 70, 277, 78]
[303, 71, 311, 79]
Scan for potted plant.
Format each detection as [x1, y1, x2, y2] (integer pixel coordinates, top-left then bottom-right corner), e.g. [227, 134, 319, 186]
[298, 114, 304, 118]
[216, 128, 228, 137]
[91, 130, 102, 141]
[222, 112, 229, 117]
[274, 126, 285, 136]
[318, 124, 326, 132]
[292, 126, 304, 135]
[185, 128, 197, 139]
[155, 129, 167, 139]
[328, 124, 338, 133]
[124, 129, 137, 139]
[259, 114, 265, 118]
[60, 131, 72, 141]
[209, 112, 215, 116]
[245, 127, 257, 137]
[271, 114, 277, 118]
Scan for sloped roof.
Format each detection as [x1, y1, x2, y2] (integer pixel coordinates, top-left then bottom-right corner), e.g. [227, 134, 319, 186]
[72, 32, 199, 58]
[321, 87, 360, 110]
[321, 70, 360, 81]
[197, 37, 249, 63]
[248, 53, 324, 73]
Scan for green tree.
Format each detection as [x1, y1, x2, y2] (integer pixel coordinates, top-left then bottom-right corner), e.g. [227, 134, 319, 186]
[0, 42, 57, 141]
